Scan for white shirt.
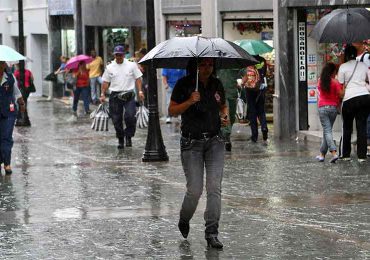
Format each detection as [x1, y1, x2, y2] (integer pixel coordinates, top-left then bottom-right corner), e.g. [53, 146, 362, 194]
[102, 59, 143, 92]
[1, 72, 22, 99]
[356, 52, 370, 68]
[337, 60, 369, 102]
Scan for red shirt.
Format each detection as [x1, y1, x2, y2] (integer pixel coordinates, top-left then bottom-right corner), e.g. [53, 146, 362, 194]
[14, 69, 32, 87]
[317, 78, 343, 107]
[75, 70, 90, 87]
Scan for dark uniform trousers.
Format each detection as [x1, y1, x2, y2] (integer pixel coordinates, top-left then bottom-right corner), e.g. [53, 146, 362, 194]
[109, 93, 137, 139]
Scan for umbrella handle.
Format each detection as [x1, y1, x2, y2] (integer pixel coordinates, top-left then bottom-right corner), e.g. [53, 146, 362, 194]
[195, 66, 199, 92]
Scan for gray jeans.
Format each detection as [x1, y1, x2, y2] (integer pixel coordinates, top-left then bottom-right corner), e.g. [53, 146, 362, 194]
[318, 106, 338, 154]
[179, 135, 225, 238]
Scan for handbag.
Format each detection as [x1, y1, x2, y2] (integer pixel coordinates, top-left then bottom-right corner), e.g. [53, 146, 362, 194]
[28, 79, 36, 93]
[337, 61, 358, 114]
[44, 72, 57, 82]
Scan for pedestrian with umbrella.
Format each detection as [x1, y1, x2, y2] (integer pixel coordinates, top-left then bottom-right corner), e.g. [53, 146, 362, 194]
[65, 55, 94, 117]
[140, 36, 256, 248]
[169, 58, 228, 249]
[309, 8, 370, 162]
[338, 45, 370, 162]
[0, 45, 27, 175]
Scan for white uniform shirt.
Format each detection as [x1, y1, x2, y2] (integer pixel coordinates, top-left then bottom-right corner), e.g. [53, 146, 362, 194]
[338, 60, 369, 102]
[1, 72, 22, 99]
[102, 59, 143, 92]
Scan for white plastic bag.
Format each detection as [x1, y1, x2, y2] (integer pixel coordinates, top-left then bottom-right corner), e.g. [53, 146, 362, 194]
[91, 103, 110, 131]
[136, 104, 149, 129]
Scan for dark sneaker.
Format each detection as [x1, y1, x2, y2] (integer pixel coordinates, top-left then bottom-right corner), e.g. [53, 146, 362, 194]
[178, 219, 190, 238]
[206, 237, 223, 249]
[225, 142, 232, 151]
[262, 131, 268, 141]
[118, 138, 124, 149]
[126, 137, 132, 147]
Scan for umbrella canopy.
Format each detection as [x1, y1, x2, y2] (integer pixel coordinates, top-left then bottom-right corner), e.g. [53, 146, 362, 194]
[310, 8, 370, 43]
[65, 54, 94, 70]
[234, 39, 273, 55]
[0, 45, 26, 62]
[138, 36, 257, 69]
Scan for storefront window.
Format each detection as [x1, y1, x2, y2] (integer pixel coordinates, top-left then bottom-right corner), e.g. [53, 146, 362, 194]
[61, 29, 75, 58]
[223, 20, 275, 114]
[306, 8, 370, 131]
[167, 20, 201, 38]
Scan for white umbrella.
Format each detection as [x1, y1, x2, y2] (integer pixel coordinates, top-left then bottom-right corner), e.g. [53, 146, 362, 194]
[0, 45, 27, 61]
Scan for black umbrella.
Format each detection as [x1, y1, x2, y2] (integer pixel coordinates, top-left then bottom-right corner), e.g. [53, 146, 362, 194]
[139, 36, 257, 90]
[310, 8, 370, 43]
[139, 36, 257, 68]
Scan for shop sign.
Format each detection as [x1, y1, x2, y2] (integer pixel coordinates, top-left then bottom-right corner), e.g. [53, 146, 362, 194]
[298, 22, 306, 81]
[48, 0, 74, 16]
[307, 86, 317, 104]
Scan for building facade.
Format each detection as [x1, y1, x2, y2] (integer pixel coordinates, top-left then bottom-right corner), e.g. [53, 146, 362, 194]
[274, 0, 370, 139]
[157, 0, 274, 117]
[0, 0, 50, 97]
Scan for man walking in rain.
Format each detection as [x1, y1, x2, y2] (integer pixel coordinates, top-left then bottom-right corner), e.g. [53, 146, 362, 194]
[169, 58, 229, 249]
[100, 45, 145, 149]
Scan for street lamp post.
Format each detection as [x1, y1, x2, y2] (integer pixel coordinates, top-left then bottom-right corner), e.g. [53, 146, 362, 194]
[17, 0, 25, 89]
[74, 0, 83, 54]
[142, 0, 169, 162]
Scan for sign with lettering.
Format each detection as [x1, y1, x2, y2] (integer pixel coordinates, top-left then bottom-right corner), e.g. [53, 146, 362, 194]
[298, 22, 306, 81]
[48, 0, 74, 16]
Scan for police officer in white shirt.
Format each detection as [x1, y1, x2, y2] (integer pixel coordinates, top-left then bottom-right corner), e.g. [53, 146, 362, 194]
[100, 45, 145, 149]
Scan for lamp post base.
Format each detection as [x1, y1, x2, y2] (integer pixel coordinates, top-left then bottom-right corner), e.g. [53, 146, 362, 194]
[142, 110, 169, 162]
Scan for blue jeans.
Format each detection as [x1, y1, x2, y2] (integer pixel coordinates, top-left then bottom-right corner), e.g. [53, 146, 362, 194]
[0, 115, 16, 166]
[246, 89, 268, 141]
[318, 106, 338, 154]
[73, 87, 90, 112]
[179, 135, 224, 238]
[90, 76, 102, 102]
[109, 94, 137, 139]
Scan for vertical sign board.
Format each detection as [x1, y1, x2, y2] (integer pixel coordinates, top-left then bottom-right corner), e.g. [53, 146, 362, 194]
[48, 0, 74, 16]
[297, 10, 308, 130]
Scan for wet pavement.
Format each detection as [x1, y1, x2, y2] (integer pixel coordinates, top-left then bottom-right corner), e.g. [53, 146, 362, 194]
[0, 97, 369, 259]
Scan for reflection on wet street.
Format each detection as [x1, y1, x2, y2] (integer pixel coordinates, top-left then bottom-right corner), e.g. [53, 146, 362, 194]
[0, 98, 369, 259]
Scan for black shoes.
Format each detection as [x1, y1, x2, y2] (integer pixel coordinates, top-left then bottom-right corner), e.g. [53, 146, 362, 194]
[4, 167, 12, 175]
[178, 219, 190, 238]
[206, 237, 223, 249]
[262, 130, 268, 141]
[126, 137, 132, 147]
[225, 142, 232, 151]
[118, 138, 125, 149]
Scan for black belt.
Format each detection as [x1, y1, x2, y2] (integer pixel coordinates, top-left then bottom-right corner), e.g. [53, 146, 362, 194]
[181, 132, 218, 140]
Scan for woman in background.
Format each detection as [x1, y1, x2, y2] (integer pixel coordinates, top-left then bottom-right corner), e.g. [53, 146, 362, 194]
[316, 63, 342, 163]
[72, 62, 90, 116]
[338, 45, 370, 162]
[0, 61, 25, 174]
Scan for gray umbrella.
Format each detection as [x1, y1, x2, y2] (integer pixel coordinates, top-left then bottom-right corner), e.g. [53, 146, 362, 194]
[139, 36, 257, 90]
[310, 8, 370, 43]
[138, 36, 257, 69]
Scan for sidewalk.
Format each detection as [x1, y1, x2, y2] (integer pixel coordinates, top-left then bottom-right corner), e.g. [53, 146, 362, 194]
[1, 97, 369, 259]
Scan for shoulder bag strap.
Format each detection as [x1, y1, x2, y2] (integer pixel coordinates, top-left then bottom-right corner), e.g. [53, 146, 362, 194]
[345, 61, 358, 88]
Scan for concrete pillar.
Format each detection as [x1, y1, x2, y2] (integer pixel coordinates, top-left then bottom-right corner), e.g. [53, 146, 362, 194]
[201, 0, 217, 37]
[273, 0, 297, 139]
[48, 16, 63, 99]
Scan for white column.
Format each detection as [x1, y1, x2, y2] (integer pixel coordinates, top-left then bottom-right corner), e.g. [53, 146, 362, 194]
[201, 0, 217, 37]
